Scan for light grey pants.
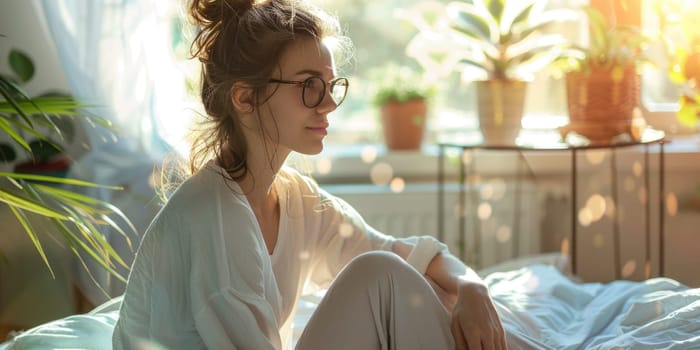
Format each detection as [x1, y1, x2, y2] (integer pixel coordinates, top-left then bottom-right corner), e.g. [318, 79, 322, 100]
[295, 251, 455, 350]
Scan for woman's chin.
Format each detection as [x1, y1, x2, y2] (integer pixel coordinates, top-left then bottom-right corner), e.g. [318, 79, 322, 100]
[295, 144, 324, 156]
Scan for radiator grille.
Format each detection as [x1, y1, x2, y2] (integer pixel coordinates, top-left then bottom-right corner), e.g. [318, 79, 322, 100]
[323, 182, 542, 269]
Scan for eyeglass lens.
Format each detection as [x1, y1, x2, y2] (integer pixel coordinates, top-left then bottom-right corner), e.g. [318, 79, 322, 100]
[302, 77, 348, 108]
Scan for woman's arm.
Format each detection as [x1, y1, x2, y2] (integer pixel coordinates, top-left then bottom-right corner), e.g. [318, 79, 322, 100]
[428, 251, 507, 350]
[394, 241, 508, 350]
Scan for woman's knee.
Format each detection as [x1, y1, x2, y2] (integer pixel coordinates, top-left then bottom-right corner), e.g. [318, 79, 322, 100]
[343, 251, 418, 280]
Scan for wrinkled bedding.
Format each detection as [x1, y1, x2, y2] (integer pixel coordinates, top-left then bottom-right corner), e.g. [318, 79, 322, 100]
[4, 264, 699, 349]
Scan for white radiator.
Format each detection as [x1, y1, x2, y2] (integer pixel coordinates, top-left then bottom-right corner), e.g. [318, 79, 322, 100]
[323, 181, 542, 269]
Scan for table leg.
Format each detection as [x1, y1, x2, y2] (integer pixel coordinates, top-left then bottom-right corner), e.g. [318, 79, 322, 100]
[571, 149, 578, 275]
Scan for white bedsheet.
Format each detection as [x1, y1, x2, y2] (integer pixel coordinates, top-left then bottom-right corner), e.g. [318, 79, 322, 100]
[4, 264, 700, 349]
[489, 265, 700, 349]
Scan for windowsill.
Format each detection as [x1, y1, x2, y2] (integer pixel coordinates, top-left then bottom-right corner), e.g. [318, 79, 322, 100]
[293, 133, 700, 184]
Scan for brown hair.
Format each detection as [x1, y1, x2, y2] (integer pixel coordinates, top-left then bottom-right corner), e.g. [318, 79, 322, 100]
[186, 0, 347, 182]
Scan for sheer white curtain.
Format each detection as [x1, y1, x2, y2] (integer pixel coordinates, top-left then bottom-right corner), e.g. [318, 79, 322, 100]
[40, 0, 189, 304]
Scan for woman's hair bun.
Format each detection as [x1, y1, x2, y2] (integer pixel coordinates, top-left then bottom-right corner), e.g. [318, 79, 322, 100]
[188, 0, 255, 61]
[189, 0, 254, 27]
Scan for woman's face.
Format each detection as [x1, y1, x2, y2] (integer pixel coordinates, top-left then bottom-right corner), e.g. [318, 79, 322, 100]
[256, 37, 340, 155]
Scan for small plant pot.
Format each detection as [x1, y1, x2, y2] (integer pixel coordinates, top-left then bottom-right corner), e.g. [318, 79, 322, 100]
[476, 79, 526, 145]
[380, 99, 427, 150]
[563, 66, 641, 143]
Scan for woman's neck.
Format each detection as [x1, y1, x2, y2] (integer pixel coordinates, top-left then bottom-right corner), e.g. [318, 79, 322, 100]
[239, 145, 289, 210]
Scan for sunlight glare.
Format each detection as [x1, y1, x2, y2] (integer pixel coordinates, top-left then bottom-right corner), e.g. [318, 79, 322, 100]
[390, 177, 406, 193]
[370, 162, 393, 185]
[585, 150, 607, 165]
[632, 161, 643, 177]
[496, 225, 512, 243]
[361, 145, 378, 164]
[560, 238, 570, 256]
[477, 202, 492, 220]
[605, 196, 616, 218]
[622, 260, 637, 278]
[666, 192, 679, 216]
[315, 157, 333, 175]
[461, 151, 472, 166]
[338, 222, 354, 238]
[586, 194, 607, 222]
[578, 207, 593, 227]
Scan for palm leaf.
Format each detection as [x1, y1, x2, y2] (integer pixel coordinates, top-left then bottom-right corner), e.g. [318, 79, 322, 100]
[9, 205, 54, 278]
[0, 188, 70, 219]
[0, 60, 132, 282]
[1, 172, 122, 188]
[0, 116, 31, 151]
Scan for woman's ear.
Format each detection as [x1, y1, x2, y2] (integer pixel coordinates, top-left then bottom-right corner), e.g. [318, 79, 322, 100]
[231, 83, 254, 113]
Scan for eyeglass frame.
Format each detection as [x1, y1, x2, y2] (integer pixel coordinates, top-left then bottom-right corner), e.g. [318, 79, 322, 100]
[267, 76, 349, 108]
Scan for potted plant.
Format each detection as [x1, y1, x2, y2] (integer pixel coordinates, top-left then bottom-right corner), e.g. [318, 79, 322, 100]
[0, 48, 133, 279]
[370, 64, 435, 150]
[401, 0, 576, 145]
[555, 6, 653, 143]
[660, 0, 700, 131]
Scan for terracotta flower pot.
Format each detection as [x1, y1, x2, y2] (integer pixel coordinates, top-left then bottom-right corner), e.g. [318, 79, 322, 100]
[380, 99, 427, 150]
[563, 66, 641, 143]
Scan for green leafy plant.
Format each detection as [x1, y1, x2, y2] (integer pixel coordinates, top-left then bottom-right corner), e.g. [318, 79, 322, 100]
[655, 0, 700, 128]
[554, 6, 653, 74]
[369, 64, 436, 107]
[0, 48, 134, 281]
[400, 0, 577, 81]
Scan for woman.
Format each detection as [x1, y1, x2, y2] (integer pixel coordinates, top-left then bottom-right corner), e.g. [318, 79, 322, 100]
[112, 0, 507, 349]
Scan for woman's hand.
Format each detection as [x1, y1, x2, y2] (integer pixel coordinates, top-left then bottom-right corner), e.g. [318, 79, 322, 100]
[450, 281, 507, 350]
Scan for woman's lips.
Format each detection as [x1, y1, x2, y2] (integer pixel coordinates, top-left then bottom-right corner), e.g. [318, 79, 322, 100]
[307, 124, 329, 135]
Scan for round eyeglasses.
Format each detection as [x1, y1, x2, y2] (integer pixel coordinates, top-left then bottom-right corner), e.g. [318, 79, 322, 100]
[268, 76, 348, 108]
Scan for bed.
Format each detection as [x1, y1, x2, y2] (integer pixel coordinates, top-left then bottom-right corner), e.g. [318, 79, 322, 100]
[2, 254, 699, 349]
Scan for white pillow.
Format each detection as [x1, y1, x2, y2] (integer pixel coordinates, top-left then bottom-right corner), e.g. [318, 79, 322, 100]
[6, 297, 122, 350]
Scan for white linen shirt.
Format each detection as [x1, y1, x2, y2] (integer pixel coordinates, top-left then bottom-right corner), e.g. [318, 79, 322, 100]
[113, 161, 447, 349]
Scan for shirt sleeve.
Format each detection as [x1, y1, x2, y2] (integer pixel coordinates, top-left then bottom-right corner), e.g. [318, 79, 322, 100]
[298, 175, 448, 290]
[194, 289, 279, 350]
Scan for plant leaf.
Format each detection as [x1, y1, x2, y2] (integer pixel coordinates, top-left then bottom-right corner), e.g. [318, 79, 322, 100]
[0, 187, 70, 219]
[448, 2, 493, 42]
[0, 172, 123, 189]
[585, 6, 610, 58]
[0, 143, 16, 162]
[508, 2, 536, 34]
[9, 50, 35, 83]
[0, 78, 34, 128]
[0, 117, 31, 151]
[8, 205, 55, 278]
[484, 0, 505, 24]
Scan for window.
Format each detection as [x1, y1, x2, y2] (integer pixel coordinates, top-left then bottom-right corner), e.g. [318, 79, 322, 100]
[315, 0, 582, 145]
[153, 0, 698, 155]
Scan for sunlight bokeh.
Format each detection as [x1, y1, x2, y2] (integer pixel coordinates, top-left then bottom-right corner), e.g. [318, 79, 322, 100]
[622, 260, 637, 278]
[666, 192, 679, 216]
[315, 157, 333, 175]
[496, 225, 512, 243]
[477, 202, 492, 220]
[578, 207, 593, 227]
[586, 194, 607, 222]
[370, 162, 393, 185]
[361, 145, 378, 164]
[585, 150, 607, 165]
[390, 177, 406, 193]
